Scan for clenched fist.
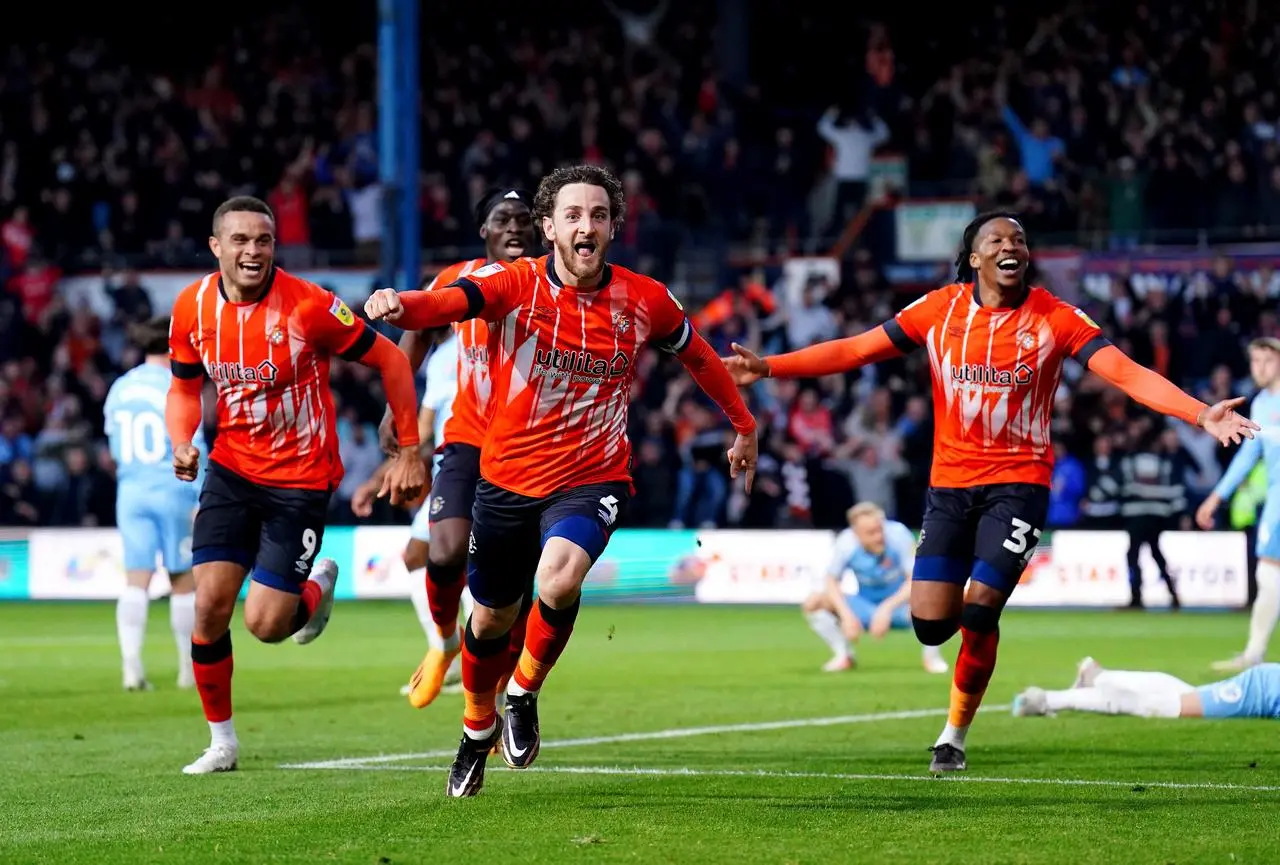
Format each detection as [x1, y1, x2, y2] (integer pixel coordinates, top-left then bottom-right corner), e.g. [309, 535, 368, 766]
[364, 289, 404, 323]
[173, 443, 200, 482]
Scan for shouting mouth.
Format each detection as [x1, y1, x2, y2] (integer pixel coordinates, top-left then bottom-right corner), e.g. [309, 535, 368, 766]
[573, 239, 598, 262]
[504, 237, 526, 256]
[997, 257, 1021, 274]
[239, 261, 266, 279]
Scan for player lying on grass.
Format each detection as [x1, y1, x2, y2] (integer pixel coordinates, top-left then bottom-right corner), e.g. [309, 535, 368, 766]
[723, 210, 1258, 774]
[804, 502, 947, 674]
[1196, 337, 1280, 673]
[365, 164, 758, 797]
[1013, 656, 1280, 720]
[166, 196, 426, 775]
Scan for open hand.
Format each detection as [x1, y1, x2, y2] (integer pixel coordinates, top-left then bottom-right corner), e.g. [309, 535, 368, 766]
[721, 342, 770, 386]
[1200, 397, 1260, 446]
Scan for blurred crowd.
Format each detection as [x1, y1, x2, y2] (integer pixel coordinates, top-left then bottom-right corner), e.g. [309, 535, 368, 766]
[1, 242, 1270, 536]
[2, 1, 1279, 533]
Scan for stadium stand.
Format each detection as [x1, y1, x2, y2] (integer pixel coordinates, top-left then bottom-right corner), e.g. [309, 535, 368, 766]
[1, 1, 1278, 531]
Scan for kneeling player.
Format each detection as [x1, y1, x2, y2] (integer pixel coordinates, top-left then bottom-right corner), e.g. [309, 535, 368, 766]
[804, 502, 947, 674]
[1013, 656, 1280, 720]
[166, 197, 425, 775]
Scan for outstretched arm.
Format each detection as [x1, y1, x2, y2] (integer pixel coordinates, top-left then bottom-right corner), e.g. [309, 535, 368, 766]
[767, 323, 906, 378]
[368, 263, 525, 331]
[369, 283, 484, 331]
[725, 321, 908, 383]
[1086, 345, 1258, 445]
[1086, 345, 1206, 426]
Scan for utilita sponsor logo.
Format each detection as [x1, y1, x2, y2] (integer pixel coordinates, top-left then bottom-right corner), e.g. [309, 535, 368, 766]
[533, 347, 630, 381]
[950, 362, 1033, 387]
[206, 359, 279, 384]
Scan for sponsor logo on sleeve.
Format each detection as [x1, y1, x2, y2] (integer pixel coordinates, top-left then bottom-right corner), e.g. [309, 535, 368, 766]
[329, 297, 355, 327]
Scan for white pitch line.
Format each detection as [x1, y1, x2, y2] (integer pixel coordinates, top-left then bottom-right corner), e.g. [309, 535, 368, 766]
[280, 705, 1008, 770]
[329, 763, 1280, 794]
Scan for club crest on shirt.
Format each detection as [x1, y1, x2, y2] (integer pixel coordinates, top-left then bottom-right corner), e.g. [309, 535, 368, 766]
[269, 327, 286, 346]
[1017, 331, 1036, 351]
[613, 312, 632, 337]
[329, 297, 355, 327]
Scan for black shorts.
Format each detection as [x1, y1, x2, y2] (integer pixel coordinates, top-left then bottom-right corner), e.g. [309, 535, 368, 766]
[428, 443, 481, 524]
[913, 482, 1049, 594]
[192, 461, 332, 594]
[466, 478, 630, 609]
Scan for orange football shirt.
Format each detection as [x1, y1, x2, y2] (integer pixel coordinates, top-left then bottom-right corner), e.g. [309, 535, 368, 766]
[890, 283, 1106, 488]
[450, 255, 692, 498]
[422, 258, 490, 449]
[168, 268, 372, 490]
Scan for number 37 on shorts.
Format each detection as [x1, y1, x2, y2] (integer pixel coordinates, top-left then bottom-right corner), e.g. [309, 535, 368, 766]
[914, 483, 1050, 593]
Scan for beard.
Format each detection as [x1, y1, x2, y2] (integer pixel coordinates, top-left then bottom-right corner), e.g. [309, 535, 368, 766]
[555, 235, 608, 285]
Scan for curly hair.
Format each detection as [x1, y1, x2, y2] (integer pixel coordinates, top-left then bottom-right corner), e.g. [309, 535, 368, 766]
[953, 209, 1024, 282]
[532, 164, 626, 247]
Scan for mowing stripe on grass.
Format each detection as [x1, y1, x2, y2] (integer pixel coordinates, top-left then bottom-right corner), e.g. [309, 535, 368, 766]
[280, 705, 1007, 770]
[337, 763, 1280, 793]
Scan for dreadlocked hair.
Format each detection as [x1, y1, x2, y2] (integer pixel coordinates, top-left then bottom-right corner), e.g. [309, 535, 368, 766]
[953, 209, 1025, 282]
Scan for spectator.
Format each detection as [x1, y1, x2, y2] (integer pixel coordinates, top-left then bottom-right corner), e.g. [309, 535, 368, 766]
[786, 280, 839, 351]
[670, 404, 729, 529]
[1047, 441, 1088, 528]
[816, 104, 889, 234]
[0, 459, 42, 526]
[0, 415, 34, 466]
[1118, 424, 1188, 609]
[49, 445, 114, 527]
[5, 1, 1280, 538]
[334, 411, 383, 522]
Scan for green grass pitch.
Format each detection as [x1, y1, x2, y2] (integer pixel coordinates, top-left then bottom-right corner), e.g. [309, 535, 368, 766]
[1, 601, 1276, 864]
